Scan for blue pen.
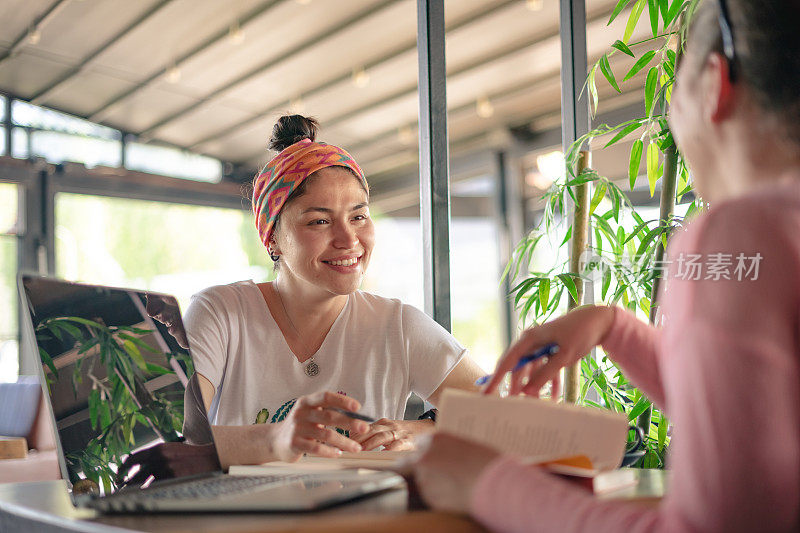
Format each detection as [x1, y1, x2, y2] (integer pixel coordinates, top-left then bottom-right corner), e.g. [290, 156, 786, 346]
[475, 343, 560, 386]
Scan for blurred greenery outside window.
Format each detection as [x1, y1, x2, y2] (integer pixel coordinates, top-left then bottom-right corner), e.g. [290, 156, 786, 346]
[55, 194, 273, 314]
[0, 183, 19, 382]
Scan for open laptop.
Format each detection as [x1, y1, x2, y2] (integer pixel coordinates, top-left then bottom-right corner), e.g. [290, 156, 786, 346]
[19, 274, 403, 513]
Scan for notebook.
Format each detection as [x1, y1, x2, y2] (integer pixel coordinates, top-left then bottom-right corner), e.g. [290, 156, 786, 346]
[19, 274, 403, 513]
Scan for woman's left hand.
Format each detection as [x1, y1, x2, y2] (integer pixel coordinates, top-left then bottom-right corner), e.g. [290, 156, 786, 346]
[350, 418, 435, 451]
[412, 433, 500, 513]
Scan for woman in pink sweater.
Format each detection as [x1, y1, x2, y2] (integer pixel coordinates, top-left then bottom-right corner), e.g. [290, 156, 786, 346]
[412, 1, 800, 531]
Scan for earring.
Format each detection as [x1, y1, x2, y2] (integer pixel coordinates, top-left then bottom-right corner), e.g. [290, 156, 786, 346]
[268, 244, 280, 262]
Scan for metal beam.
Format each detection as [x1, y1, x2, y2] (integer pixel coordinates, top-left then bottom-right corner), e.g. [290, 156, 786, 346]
[559, 0, 590, 150]
[29, 0, 176, 106]
[493, 151, 515, 347]
[0, 0, 71, 65]
[87, 0, 288, 123]
[135, 0, 399, 137]
[188, 0, 519, 150]
[417, 0, 451, 331]
[3, 97, 11, 156]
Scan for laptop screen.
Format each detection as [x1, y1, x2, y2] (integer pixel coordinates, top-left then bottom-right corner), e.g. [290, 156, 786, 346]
[20, 275, 221, 498]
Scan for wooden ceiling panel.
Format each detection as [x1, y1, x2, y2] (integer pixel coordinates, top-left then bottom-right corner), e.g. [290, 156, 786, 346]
[174, 0, 382, 98]
[0, 0, 56, 47]
[101, 85, 203, 133]
[220, 1, 416, 109]
[0, 51, 73, 97]
[43, 70, 138, 117]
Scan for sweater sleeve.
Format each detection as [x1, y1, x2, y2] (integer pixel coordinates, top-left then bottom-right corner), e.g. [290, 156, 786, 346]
[599, 306, 665, 409]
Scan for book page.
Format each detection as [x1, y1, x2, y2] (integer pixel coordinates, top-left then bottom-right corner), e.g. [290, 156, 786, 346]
[438, 390, 628, 471]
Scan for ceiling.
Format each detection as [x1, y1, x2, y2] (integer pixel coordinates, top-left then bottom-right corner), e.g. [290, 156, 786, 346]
[0, 0, 653, 204]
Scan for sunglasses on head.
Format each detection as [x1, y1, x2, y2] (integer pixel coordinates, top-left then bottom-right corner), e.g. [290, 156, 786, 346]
[717, 0, 737, 80]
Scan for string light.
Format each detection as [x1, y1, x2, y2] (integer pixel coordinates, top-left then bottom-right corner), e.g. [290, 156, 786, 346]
[166, 64, 181, 84]
[28, 27, 42, 45]
[351, 67, 370, 88]
[398, 125, 415, 145]
[228, 21, 244, 44]
[290, 96, 305, 113]
[526, 0, 544, 11]
[476, 96, 494, 118]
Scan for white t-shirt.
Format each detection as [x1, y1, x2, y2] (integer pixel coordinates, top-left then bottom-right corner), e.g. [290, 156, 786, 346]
[183, 280, 466, 426]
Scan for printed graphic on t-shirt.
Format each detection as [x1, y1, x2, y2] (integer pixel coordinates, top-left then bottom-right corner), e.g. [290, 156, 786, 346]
[252, 396, 351, 437]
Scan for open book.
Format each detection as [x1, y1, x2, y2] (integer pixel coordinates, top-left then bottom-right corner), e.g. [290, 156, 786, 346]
[437, 390, 637, 493]
[438, 389, 629, 471]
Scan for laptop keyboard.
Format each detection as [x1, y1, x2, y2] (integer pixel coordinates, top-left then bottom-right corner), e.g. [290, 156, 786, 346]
[135, 474, 312, 500]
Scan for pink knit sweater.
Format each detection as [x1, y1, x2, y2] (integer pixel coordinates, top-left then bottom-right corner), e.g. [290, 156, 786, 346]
[470, 180, 800, 532]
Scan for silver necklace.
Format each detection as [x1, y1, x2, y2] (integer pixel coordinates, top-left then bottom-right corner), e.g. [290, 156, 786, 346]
[273, 283, 320, 378]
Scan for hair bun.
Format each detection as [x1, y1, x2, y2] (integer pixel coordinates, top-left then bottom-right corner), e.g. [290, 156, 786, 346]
[268, 115, 319, 152]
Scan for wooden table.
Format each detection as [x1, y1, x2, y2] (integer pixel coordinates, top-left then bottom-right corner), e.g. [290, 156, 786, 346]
[0, 470, 668, 533]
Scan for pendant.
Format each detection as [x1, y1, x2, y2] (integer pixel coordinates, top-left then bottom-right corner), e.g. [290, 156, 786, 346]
[305, 359, 320, 377]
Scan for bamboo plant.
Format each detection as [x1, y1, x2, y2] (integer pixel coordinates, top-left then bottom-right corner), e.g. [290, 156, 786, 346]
[505, 0, 703, 468]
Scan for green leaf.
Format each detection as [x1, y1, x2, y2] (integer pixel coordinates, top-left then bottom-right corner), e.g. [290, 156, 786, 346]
[611, 39, 635, 57]
[666, 0, 686, 27]
[647, 0, 659, 36]
[599, 55, 621, 93]
[38, 347, 58, 377]
[624, 0, 646, 43]
[560, 225, 573, 247]
[538, 279, 550, 312]
[145, 362, 172, 376]
[645, 67, 659, 115]
[609, 0, 635, 24]
[659, 0, 670, 19]
[602, 268, 612, 299]
[658, 412, 669, 451]
[589, 182, 607, 215]
[89, 389, 100, 430]
[557, 274, 579, 305]
[623, 50, 656, 81]
[628, 396, 651, 421]
[647, 141, 660, 196]
[122, 339, 147, 371]
[636, 225, 663, 258]
[604, 120, 642, 148]
[588, 64, 599, 115]
[629, 139, 644, 189]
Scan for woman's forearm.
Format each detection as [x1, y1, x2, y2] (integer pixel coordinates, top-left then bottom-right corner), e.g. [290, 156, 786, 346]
[598, 306, 665, 408]
[210, 423, 281, 469]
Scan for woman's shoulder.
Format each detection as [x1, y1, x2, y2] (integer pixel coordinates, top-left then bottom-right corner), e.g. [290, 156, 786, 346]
[191, 280, 261, 308]
[678, 182, 800, 253]
[351, 291, 441, 328]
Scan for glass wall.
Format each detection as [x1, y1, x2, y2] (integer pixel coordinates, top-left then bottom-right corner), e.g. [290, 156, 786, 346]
[0, 183, 18, 382]
[55, 194, 272, 313]
[363, 213, 503, 373]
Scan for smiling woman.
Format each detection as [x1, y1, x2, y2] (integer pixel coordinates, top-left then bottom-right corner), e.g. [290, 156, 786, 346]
[180, 115, 485, 465]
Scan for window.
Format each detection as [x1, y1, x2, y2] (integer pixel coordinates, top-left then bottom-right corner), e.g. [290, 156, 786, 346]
[30, 130, 121, 168]
[362, 211, 503, 374]
[125, 142, 222, 183]
[55, 194, 271, 313]
[0, 183, 19, 382]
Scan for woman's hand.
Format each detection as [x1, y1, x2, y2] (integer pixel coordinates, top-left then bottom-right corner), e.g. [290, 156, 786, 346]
[351, 419, 435, 451]
[272, 391, 370, 462]
[412, 433, 500, 513]
[484, 305, 616, 397]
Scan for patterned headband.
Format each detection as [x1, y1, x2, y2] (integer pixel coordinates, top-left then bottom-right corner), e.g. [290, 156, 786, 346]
[252, 138, 367, 248]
